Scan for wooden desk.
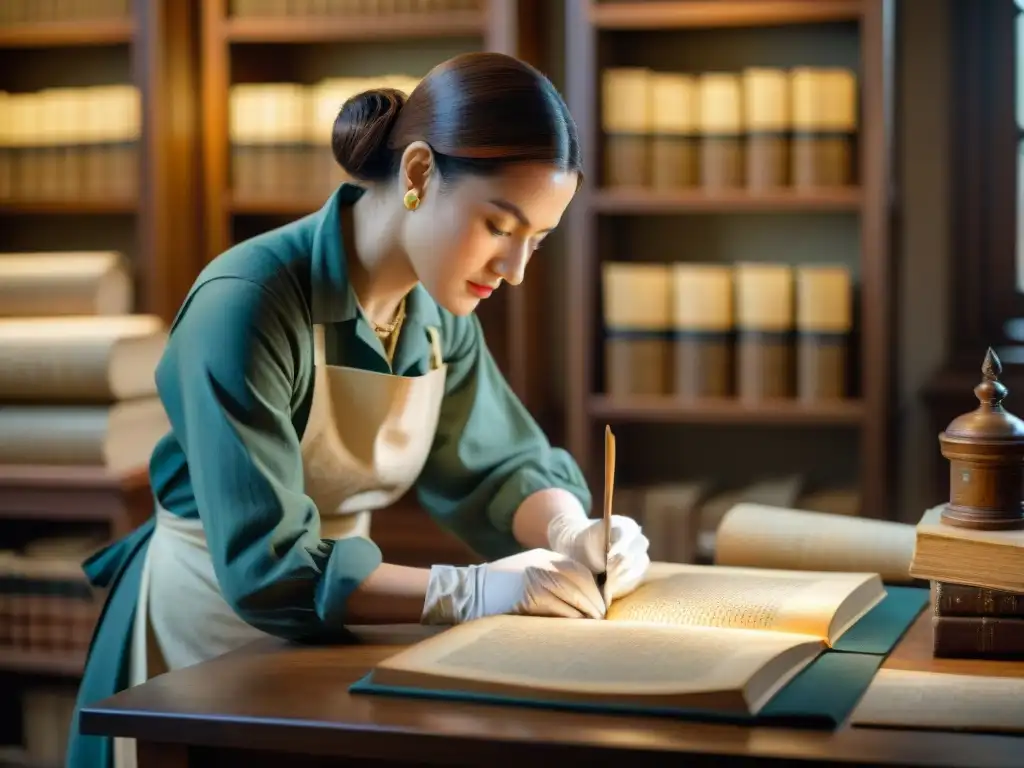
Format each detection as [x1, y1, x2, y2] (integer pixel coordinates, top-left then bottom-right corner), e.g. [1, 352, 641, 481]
[80, 613, 1024, 768]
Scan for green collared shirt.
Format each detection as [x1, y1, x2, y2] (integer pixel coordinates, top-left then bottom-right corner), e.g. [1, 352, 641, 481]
[148, 184, 591, 642]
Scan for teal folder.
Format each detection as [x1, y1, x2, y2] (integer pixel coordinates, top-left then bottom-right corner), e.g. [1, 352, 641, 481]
[350, 586, 928, 729]
[830, 586, 929, 654]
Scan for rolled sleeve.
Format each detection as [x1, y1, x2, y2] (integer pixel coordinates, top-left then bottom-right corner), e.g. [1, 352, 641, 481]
[157, 276, 381, 642]
[416, 314, 592, 560]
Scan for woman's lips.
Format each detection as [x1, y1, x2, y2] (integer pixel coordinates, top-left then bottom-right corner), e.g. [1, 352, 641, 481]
[467, 281, 495, 299]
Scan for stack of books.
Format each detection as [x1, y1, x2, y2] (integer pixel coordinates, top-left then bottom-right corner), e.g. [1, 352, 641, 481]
[0, 251, 170, 474]
[910, 507, 1024, 659]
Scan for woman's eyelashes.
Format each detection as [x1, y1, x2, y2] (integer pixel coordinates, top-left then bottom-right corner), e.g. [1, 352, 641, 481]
[485, 219, 512, 237]
[485, 219, 545, 251]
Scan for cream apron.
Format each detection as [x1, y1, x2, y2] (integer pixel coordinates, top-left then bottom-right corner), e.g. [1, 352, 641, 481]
[113, 325, 447, 768]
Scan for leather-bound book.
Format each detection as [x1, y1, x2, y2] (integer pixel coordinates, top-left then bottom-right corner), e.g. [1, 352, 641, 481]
[742, 68, 789, 190]
[734, 263, 795, 400]
[697, 73, 744, 190]
[933, 582, 1024, 617]
[649, 73, 698, 190]
[795, 264, 852, 401]
[932, 615, 1024, 659]
[601, 68, 652, 188]
[789, 68, 857, 188]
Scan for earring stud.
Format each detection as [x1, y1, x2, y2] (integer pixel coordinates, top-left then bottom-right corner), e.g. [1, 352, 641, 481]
[403, 190, 420, 211]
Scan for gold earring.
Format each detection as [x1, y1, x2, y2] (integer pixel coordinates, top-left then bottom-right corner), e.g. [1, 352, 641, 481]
[403, 190, 420, 211]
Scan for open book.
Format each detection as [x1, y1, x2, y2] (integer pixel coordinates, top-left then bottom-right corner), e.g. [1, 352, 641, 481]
[368, 562, 886, 716]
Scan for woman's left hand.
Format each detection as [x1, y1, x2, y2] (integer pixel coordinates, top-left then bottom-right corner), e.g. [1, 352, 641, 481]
[547, 512, 650, 601]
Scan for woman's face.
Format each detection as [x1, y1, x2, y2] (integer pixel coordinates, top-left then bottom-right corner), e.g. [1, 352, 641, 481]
[399, 147, 578, 316]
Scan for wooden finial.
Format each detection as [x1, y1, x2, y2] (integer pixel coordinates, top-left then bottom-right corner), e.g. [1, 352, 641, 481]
[975, 347, 1008, 409]
[940, 345, 1024, 531]
[983, 347, 1002, 380]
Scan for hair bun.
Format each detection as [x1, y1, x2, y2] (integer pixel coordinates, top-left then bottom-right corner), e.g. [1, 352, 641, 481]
[331, 88, 407, 182]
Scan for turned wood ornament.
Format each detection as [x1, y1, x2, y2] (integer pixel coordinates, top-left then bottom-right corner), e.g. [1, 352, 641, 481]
[938, 348, 1024, 530]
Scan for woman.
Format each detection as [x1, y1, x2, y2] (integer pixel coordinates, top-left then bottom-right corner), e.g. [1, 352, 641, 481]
[67, 52, 650, 768]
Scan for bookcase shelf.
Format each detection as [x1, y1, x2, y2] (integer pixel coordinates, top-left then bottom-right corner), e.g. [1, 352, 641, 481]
[564, 0, 895, 518]
[592, 187, 862, 214]
[589, 395, 865, 425]
[0, 19, 135, 48]
[0, 200, 138, 215]
[0, 648, 85, 677]
[590, 0, 863, 30]
[223, 10, 487, 43]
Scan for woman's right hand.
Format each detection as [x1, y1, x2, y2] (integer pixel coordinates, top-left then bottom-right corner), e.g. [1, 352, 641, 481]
[420, 548, 607, 625]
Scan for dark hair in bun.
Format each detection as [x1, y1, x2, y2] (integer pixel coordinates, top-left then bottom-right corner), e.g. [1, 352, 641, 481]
[331, 88, 407, 182]
[330, 51, 582, 185]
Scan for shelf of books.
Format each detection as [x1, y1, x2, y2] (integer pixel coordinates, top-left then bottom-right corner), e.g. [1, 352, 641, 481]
[563, 0, 896, 539]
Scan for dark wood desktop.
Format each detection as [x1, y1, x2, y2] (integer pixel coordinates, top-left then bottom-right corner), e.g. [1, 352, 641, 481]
[80, 611, 1024, 768]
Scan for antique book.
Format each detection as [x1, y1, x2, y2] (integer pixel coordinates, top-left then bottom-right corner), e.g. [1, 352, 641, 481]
[909, 505, 1024, 593]
[0, 315, 166, 402]
[0, 251, 132, 318]
[365, 562, 892, 716]
[713, 502, 918, 584]
[933, 581, 1024, 618]
[0, 399, 169, 472]
[932, 616, 1024, 658]
[851, 668, 1024, 734]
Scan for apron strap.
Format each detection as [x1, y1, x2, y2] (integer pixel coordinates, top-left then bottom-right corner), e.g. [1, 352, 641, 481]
[426, 326, 444, 370]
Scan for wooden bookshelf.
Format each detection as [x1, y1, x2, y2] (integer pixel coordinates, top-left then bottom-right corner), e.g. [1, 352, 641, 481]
[564, 0, 896, 517]
[199, 0, 548, 419]
[0, 5, 199, 759]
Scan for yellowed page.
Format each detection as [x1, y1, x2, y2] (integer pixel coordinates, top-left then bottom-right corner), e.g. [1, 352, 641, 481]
[373, 614, 822, 711]
[607, 562, 882, 643]
[851, 669, 1024, 733]
[714, 503, 916, 583]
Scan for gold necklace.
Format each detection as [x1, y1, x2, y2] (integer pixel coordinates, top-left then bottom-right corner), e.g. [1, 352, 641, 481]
[371, 296, 406, 338]
[372, 297, 407, 362]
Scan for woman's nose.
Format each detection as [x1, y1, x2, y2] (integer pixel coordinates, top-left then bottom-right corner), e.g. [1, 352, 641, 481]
[493, 244, 530, 286]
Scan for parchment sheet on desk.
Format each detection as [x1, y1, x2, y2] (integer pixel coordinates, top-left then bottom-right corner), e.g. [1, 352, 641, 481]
[851, 668, 1024, 734]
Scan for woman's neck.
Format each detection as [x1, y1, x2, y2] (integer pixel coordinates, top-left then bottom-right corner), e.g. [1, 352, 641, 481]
[343, 187, 418, 326]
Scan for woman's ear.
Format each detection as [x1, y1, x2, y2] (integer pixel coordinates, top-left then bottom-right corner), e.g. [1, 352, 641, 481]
[400, 141, 434, 202]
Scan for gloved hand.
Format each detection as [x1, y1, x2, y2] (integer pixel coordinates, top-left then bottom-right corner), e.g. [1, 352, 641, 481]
[421, 548, 607, 625]
[547, 511, 650, 601]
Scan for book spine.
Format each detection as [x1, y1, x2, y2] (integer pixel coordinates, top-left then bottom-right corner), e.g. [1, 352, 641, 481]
[933, 581, 1024, 617]
[932, 616, 1024, 658]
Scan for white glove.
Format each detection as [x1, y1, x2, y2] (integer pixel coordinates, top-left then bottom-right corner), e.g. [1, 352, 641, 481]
[547, 512, 650, 601]
[421, 548, 607, 625]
